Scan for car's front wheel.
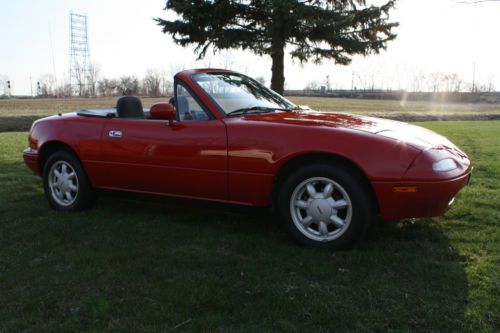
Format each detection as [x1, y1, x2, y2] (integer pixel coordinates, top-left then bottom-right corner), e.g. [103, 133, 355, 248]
[43, 151, 94, 211]
[278, 164, 373, 249]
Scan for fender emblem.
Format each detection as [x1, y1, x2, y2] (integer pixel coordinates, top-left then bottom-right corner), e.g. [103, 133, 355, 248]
[108, 130, 123, 138]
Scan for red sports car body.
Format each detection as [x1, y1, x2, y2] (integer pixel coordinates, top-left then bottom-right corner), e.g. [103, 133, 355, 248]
[23, 69, 472, 248]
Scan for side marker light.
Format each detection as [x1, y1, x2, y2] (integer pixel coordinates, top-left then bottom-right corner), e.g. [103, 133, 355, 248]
[392, 186, 418, 193]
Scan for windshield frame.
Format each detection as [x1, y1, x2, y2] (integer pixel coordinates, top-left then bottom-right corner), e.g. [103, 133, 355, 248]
[190, 71, 296, 117]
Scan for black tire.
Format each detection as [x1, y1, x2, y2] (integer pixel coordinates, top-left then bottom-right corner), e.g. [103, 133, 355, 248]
[43, 150, 95, 212]
[277, 163, 374, 249]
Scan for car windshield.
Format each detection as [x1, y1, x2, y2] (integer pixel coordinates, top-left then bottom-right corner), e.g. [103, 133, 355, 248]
[192, 72, 296, 116]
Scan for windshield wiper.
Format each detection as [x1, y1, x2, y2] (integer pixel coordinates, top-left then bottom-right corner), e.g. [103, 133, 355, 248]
[226, 106, 292, 116]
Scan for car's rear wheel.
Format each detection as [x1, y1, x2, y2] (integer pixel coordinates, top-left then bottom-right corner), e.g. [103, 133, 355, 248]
[43, 151, 94, 211]
[278, 163, 373, 249]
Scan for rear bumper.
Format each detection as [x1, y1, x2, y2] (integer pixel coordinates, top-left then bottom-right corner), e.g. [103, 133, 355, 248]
[372, 171, 471, 220]
[23, 148, 41, 176]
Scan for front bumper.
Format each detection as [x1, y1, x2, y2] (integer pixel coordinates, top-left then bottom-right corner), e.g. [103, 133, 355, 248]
[23, 148, 41, 176]
[372, 171, 472, 220]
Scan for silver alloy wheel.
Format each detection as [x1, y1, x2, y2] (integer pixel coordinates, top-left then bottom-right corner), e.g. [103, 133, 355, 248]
[289, 177, 352, 242]
[48, 160, 79, 207]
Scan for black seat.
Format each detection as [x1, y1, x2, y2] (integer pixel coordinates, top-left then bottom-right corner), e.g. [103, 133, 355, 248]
[116, 96, 144, 118]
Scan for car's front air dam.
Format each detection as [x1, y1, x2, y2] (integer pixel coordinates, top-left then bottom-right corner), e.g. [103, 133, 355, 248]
[23, 148, 41, 176]
[372, 171, 472, 221]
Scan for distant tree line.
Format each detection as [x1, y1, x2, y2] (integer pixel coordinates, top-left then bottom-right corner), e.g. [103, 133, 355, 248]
[304, 71, 496, 93]
[15, 68, 174, 98]
[0, 68, 496, 98]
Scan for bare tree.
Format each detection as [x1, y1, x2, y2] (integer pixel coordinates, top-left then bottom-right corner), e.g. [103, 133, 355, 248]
[87, 63, 100, 97]
[443, 73, 464, 92]
[304, 80, 320, 91]
[37, 74, 57, 97]
[161, 77, 173, 96]
[72, 61, 88, 96]
[411, 72, 427, 92]
[143, 69, 165, 97]
[54, 82, 71, 97]
[98, 78, 119, 96]
[0, 74, 8, 96]
[427, 72, 443, 92]
[451, 74, 463, 92]
[475, 80, 496, 92]
[486, 76, 496, 92]
[356, 73, 371, 91]
[425, 72, 465, 92]
[118, 76, 140, 95]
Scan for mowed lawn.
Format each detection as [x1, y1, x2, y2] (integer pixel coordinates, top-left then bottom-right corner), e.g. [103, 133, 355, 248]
[0, 121, 499, 332]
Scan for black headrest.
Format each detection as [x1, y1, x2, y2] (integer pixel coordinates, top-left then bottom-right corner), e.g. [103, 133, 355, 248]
[116, 96, 144, 118]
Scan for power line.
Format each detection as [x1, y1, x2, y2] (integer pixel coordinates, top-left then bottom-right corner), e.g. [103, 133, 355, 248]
[49, 23, 58, 84]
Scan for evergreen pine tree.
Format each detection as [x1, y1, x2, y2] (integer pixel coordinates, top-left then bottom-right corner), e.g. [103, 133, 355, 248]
[156, 0, 398, 94]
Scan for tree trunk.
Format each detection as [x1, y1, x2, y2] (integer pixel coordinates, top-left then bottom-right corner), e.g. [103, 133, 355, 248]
[270, 48, 285, 95]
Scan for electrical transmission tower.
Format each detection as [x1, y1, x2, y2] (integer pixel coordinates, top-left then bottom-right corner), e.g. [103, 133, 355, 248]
[69, 13, 91, 96]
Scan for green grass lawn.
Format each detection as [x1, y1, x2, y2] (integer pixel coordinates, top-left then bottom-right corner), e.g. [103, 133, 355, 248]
[0, 121, 499, 332]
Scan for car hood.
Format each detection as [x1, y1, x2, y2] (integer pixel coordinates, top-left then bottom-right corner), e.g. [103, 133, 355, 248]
[244, 110, 460, 151]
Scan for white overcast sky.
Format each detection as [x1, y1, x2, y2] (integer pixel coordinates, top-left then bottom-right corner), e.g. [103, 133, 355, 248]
[1, 0, 499, 95]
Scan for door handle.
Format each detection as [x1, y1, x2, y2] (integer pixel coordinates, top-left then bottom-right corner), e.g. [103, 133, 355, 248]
[108, 130, 123, 138]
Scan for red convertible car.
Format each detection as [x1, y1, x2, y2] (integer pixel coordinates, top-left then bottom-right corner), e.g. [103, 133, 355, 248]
[23, 69, 472, 248]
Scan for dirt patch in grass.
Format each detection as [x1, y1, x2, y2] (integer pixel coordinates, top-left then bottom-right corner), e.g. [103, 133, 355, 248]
[0, 116, 42, 132]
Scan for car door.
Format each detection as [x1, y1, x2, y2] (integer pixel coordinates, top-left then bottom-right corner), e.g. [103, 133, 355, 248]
[92, 85, 228, 201]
